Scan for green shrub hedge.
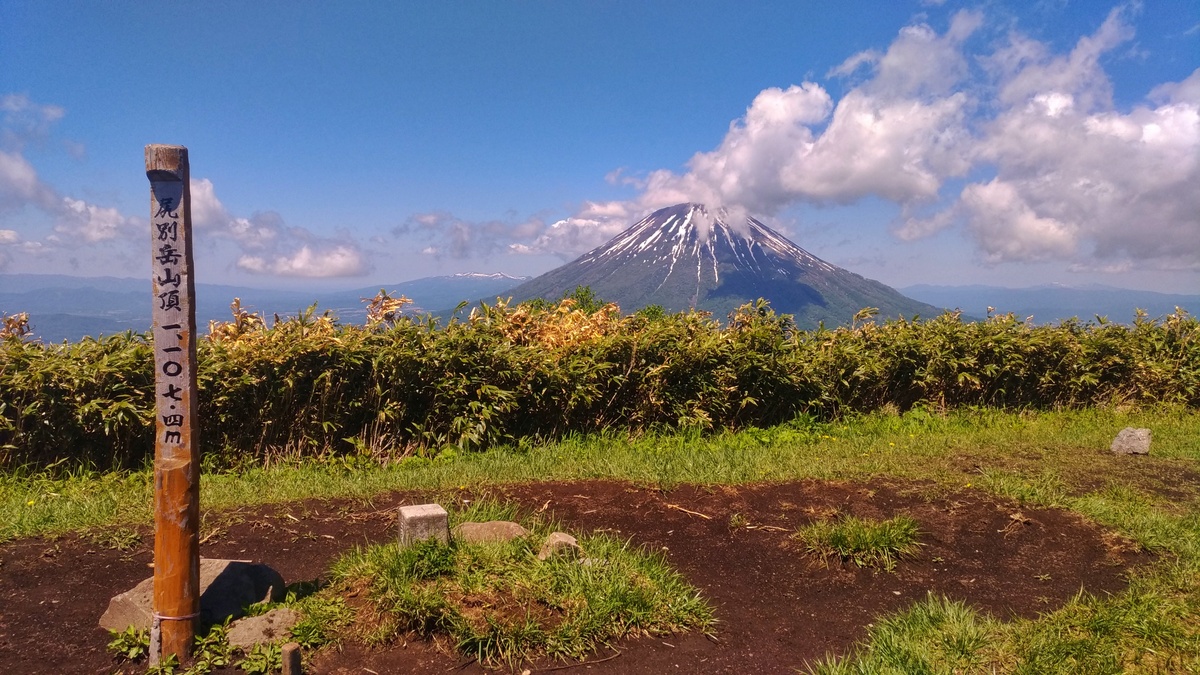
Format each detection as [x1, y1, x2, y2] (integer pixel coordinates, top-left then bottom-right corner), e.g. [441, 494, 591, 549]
[1, 299, 1196, 472]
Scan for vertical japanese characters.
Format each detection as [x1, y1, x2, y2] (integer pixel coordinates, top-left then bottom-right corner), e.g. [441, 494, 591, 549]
[149, 177, 196, 453]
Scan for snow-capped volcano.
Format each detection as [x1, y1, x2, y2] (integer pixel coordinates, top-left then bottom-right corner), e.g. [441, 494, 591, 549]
[577, 203, 838, 283]
[506, 203, 941, 326]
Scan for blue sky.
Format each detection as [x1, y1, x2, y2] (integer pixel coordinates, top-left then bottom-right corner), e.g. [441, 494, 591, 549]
[1, 1, 1197, 293]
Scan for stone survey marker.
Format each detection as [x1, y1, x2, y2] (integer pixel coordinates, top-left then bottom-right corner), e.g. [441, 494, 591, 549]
[398, 503, 450, 545]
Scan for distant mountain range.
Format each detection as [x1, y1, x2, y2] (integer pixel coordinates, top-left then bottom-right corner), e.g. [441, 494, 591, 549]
[506, 203, 940, 328]
[901, 284, 1199, 324]
[0, 272, 527, 343]
[3, 264, 1194, 344]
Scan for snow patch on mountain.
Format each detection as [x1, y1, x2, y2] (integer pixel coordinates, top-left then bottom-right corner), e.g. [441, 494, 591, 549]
[449, 272, 528, 281]
[506, 202, 940, 326]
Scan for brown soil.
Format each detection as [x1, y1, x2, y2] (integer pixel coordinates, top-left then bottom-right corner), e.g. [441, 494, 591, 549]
[0, 478, 1147, 674]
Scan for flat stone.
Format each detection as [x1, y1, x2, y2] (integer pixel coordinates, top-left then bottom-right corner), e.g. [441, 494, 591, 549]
[538, 532, 582, 561]
[99, 559, 285, 631]
[227, 608, 301, 649]
[398, 503, 449, 546]
[1111, 427, 1151, 455]
[453, 521, 530, 544]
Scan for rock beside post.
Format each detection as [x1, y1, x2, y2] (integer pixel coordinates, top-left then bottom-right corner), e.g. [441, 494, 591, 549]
[99, 559, 285, 631]
[1111, 427, 1151, 455]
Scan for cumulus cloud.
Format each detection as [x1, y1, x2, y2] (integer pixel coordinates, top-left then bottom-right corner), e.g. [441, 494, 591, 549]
[55, 197, 137, 242]
[637, 9, 983, 216]
[506, 4, 1197, 274]
[0, 94, 141, 259]
[0, 95, 372, 278]
[959, 179, 1079, 261]
[507, 199, 646, 257]
[0, 96, 371, 279]
[502, 10, 984, 259]
[394, 210, 548, 259]
[237, 244, 367, 277]
[0, 149, 56, 212]
[0, 148, 137, 243]
[191, 178, 371, 277]
[953, 9, 1200, 268]
[1, 94, 65, 150]
[989, 5, 1135, 111]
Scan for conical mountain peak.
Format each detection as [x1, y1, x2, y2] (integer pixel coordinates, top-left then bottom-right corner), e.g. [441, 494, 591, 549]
[507, 202, 940, 326]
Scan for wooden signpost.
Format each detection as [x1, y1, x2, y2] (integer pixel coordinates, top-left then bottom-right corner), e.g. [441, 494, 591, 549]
[146, 145, 200, 664]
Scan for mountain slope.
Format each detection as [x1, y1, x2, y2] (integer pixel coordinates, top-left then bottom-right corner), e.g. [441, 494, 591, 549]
[507, 203, 941, 327]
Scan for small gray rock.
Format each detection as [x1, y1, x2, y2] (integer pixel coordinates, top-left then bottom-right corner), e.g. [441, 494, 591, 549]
[453, 521, 530, 544]
[398, 503, 449, 546]
[227, 608, 301, 649]
[99, 559, 285, 631]
[538, 532, 582, 561]
[1111, 427, 1151, 455]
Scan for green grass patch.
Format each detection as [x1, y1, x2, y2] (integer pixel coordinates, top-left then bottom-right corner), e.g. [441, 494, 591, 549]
[6, 406, 1200, 670]
[808, 583, 1200, 674]
[3, 406, 1198, 542]
[323, 501, 713, 666]
[807, 593, 996, 674]
[804, 428, 1200, 673]
[795, 514, 923, 571]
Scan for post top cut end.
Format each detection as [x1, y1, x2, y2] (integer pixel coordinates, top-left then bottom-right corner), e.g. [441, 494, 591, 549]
[145, 145, 189, 181]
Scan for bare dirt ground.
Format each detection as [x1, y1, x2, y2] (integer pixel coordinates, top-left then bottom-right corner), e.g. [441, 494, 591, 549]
[0, 478, 1147, 674]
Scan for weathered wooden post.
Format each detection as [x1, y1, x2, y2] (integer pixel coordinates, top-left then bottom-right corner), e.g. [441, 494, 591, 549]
[145, 144, 200, 664]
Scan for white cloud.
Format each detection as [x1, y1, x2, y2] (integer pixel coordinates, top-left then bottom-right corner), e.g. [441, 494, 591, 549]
[685, 9, 980, 212]
[508, 5, 1197, 276]
[394, 210, 549, 259]
[960, 179, 1078, 261]
[0, 95, 141, 257]
[1150, 67, 1200, 106]
[954, 15, 1200, 269]
[894, 207, 957, 241]
[507, 11, 984, 258]
[828, 50, 880, 79]
[993, 6, 1136, 111]
[56, 197, 137, 242]
[188, 177, 229, 231]
[193, 177, 371, 278]
[783, 90, 973, 204]
[0, 149, 56, 212]
[0, 94, 65, 150]
[507, 199, 646, 257]
[866, 10, 982, 98]
[0, 95, 373, 279]
[237, 243, 368, 277]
